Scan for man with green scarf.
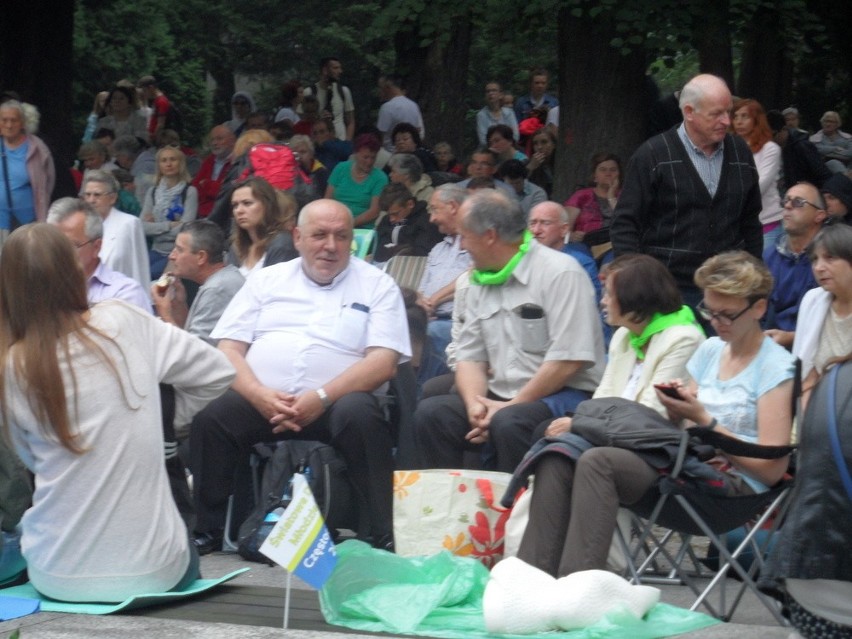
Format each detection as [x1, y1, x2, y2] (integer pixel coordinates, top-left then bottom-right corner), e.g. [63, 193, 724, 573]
[411, 190, 605, 472]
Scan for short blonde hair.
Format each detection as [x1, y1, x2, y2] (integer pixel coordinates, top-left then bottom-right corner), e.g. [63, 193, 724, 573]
[234, 129, 274, 158]
[694, 251, 773, 299]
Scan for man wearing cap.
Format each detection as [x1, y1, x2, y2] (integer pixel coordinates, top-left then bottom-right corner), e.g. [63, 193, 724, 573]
[138, 75, 171, 143]
[821, 173, 852, 223]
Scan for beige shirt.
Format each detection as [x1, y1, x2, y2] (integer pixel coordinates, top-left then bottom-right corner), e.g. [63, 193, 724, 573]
[455, 240, 605, 399]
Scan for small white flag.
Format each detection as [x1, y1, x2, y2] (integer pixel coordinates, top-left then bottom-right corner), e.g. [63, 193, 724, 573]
[259, 473, 337, 589]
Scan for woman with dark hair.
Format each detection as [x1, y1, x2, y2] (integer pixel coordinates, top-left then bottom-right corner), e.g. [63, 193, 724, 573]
[487, 123, 527, 164]
[391, 122, 437, 173]
[0, 224, 234, 602]
[228, 175, 298, 276]
[564, 152, 621, 243]
[274, 80, 302, 126]
[526, 128, 557, 197]
[326, 133, 388, 228]
[732, 98, 783, 250]
[0, 100, 55, 239]
[98, 86, 149, 141]
[519, 251, 794, 578]
[793, 223, 852, 409]
[543, 254, 705, 438]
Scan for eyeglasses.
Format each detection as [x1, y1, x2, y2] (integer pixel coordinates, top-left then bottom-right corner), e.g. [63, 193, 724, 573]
[696, 298, 757, 326]
[783, 196, 820, 209]
[81, 191, 112, 199]
[73, 239, 96, 249]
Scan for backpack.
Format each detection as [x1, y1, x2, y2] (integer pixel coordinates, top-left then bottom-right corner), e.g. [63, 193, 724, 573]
[239, 143, 316, 209]
[236, 440, 357, 564]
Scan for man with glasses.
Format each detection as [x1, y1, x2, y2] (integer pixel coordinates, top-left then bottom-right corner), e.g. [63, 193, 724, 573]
[457, 148, 515, 197]
[763, 182, 827, 348]
[79, 170, 151, 292]
[415, 184, 472, 383]
[611, 74, 762, 309]
[47, 197, 150, 311]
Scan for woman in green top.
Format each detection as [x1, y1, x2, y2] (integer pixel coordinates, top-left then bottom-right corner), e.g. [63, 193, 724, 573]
[325, 133, 388, 229]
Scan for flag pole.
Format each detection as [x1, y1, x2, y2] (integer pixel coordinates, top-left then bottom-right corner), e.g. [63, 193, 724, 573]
[283, 570, 292, 629]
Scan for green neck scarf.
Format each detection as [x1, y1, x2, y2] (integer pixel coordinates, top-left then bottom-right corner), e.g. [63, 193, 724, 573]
[471, 230, 533, 286]
[629, 305, 703, 360]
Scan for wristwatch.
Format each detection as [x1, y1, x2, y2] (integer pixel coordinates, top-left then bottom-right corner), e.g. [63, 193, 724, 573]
[700, 417, 718, 430]
[316, 387, 332, 410]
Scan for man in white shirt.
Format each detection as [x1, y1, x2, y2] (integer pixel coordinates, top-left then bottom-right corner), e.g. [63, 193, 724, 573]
[80, 170, 151, 293]
[376, 74, 425, 151]
[303, 57, 355, 141]
[190, 199, 411, 554]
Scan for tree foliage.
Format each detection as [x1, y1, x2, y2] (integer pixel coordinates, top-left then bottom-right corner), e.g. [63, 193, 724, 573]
[42, 0, 850, 190]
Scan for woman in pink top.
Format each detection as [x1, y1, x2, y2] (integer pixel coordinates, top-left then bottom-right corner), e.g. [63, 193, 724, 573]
[564, 152, 621, 243]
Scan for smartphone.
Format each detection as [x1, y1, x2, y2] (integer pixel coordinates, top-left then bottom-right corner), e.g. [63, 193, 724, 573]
[654, 384, 683, 400]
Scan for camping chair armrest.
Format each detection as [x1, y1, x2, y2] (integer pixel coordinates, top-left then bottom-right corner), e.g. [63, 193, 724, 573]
[685, 427, 795, 459]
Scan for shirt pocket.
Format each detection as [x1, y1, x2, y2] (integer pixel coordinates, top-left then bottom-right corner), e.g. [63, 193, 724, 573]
[513, 303, 550, 354]
[329, 304, 369, 353]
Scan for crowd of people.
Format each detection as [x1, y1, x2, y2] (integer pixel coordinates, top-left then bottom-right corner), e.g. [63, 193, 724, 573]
[1, 65, 851, 638]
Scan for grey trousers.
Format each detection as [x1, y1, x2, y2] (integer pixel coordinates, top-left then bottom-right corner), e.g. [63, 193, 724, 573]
[516, 447, 659, 577]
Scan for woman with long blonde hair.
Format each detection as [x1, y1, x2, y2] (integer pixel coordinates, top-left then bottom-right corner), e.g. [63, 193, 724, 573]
[0, 224, 234, 602]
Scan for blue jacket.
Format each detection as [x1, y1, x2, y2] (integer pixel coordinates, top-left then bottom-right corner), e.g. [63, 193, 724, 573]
[763, 234, 817, 332]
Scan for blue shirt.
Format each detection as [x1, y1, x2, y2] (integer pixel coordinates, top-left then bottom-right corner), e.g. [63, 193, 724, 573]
[0, 140, 35, 227]
[687, 336, 795, 492]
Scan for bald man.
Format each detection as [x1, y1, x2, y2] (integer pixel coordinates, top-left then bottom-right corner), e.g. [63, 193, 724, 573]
[189, 199, 411, 555]
[192, 125, 236, 218]
[611, 74, 762, 307]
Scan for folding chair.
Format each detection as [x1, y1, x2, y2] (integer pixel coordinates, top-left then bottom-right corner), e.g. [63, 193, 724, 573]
[620, 428, 795, 624]
[351, 228, 377, 260]
[382, 254, 427, 291]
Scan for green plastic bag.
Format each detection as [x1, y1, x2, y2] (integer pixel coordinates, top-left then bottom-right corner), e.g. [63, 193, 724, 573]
[319, 540, 719, 639]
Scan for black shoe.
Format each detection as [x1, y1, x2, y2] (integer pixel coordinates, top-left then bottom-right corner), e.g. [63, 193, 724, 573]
[372, 533, 394, 553]
[192, 530, 223, 556]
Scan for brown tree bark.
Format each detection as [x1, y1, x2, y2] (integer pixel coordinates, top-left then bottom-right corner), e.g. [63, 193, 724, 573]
[393, 15, 473, 150]
[554, 6, 648, 201]
[692, 0, 734, 88]
[737, 5, 789, 108]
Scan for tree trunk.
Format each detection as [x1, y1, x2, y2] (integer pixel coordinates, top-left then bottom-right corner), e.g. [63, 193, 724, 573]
[1, 0, 77, 199]
[555, 6, 648, 201]
[394, 16, 472, 149]
[692, 0, 734, 87]
[737, 5, 788, 108]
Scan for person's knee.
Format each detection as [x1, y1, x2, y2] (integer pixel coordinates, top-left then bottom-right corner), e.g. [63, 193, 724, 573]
[575, 447, 618, 478]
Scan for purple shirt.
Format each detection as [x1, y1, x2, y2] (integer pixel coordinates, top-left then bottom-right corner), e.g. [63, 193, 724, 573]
[88, 261, 152, 313]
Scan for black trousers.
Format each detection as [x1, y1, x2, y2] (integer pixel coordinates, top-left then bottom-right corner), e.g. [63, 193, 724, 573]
[190, 389, 395, 541]
[411, 393, 553, 473]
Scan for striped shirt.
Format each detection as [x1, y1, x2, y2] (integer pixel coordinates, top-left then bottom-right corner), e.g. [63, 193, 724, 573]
[677, 123, 725, 197]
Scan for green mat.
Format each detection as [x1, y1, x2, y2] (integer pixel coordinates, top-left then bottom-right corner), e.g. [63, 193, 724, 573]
[0, 568, 249, 615]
